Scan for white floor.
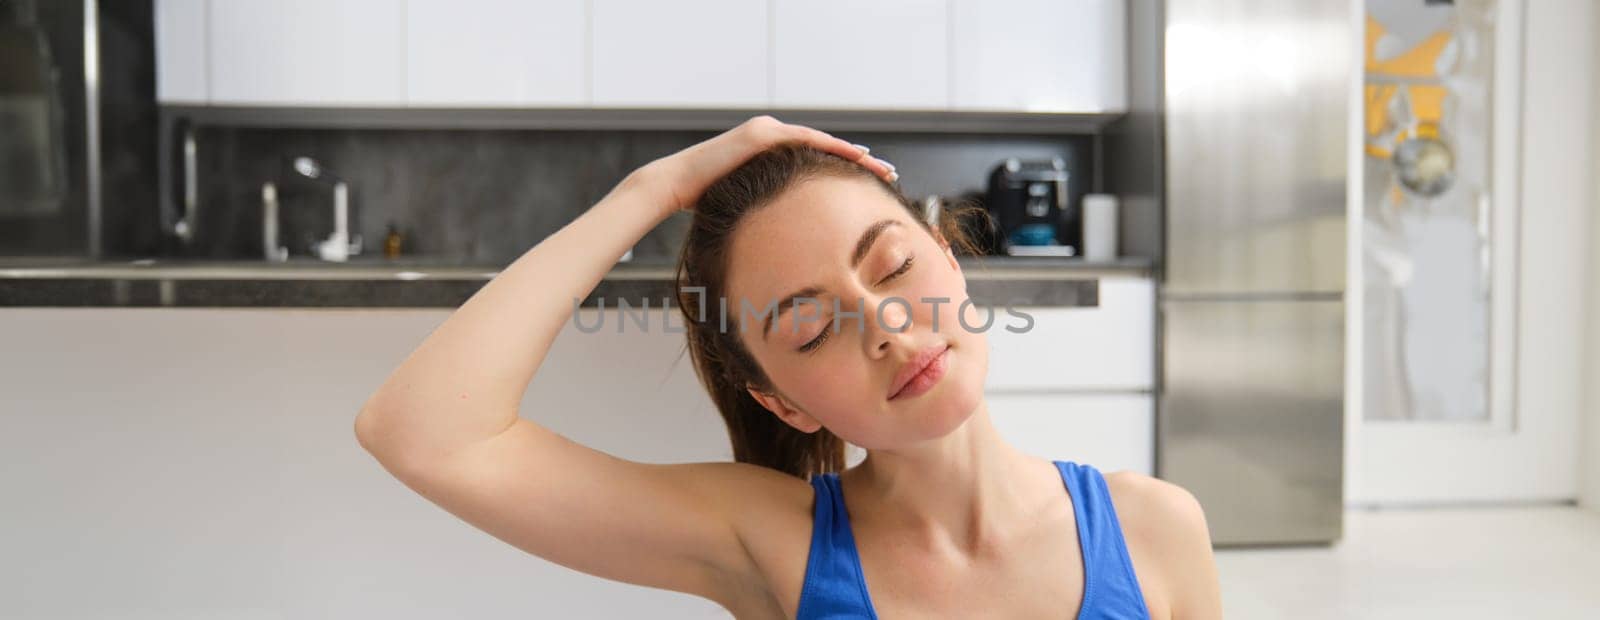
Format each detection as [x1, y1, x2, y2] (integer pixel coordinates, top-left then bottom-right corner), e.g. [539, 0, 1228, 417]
[1215, 505, 1600, 619]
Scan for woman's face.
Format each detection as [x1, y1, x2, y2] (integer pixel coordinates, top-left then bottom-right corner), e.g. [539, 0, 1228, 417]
[724, 175, 989, 450]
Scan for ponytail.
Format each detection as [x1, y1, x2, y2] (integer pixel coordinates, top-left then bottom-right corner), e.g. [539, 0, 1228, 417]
[710, 368, 847, 480]
[676, 279, 846, 481]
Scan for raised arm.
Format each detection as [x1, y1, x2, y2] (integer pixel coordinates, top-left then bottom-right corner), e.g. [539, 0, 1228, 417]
[352, 117, 893, 607]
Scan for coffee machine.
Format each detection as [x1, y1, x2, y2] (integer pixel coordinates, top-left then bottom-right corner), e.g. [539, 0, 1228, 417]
[984, 157, 1080, 256]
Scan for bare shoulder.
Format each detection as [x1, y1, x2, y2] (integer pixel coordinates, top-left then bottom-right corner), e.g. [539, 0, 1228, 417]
[657, 457, 819, 557]
[672, 459, 819, 614]
[1103, 471, 1223, 620]
[666, 458, 815, 509]
[685, 459, 817, 528]
[1103, 471, 1209, 540]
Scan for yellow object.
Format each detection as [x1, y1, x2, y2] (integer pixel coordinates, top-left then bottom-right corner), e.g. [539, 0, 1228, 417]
[1364, 16, 1453, 149]
[384, 225, 404, 259]
[1365, 16, 1454, 78]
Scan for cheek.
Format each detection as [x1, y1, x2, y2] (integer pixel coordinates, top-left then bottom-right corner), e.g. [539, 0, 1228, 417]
[902, 258, 971, 332]
[768, 355, 874, 411]
[805, 361, 860, 394]
[909, 259, 989, 387]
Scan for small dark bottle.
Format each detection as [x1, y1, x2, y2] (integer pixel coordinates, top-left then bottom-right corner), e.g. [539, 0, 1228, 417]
[383, 223, 404, 259]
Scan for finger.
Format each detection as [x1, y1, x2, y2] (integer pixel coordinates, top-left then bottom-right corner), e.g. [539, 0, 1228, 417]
[724, 117, 897, 182]
[786, 124, 897, 181]
[783, 124, 862, 160]
[860, 155, 897, 182]
[853, 150, 897, 181]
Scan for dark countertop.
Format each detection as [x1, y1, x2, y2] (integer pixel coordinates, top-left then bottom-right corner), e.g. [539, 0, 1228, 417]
[0, 256, 1152, 309]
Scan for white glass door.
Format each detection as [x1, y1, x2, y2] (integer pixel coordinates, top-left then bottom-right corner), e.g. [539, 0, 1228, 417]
[1356, 0, 1580, 505]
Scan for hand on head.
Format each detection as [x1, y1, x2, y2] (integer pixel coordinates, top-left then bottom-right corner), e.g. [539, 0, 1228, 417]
[614, 116, 898, 219]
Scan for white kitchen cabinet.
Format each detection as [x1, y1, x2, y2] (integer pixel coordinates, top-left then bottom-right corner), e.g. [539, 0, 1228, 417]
[591, 0, 768, 107]
[165, 0, 1128, 113]
[209, 0, 405, 106]
[950, 0, 1127, 113]
[983, 277, 1155, 391]
[773, 0, 949, 109]
[406, 0, 585, 106]
[988, 393, 1154, 475]
[155, 0, 208, 103]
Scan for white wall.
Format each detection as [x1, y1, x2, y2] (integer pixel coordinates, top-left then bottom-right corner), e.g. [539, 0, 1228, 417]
[1583, 5, 1600, 513]
[0, 303, 1148, 617]
[0, 309, 735, 619]
[1344, 0, 1365, 508]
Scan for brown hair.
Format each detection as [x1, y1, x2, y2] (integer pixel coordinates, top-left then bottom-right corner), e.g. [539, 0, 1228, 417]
[673, 143, 987, 480]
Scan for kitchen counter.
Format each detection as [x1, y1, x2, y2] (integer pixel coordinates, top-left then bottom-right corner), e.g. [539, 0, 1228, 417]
[0, 256, 1152, 308]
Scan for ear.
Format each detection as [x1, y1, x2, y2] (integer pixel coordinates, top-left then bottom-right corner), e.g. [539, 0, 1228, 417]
[747, 385, 823, 434]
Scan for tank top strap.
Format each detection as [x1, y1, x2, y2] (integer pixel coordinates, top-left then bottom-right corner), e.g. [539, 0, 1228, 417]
[795, 472, 879, 619]
[1054, 460, 1152, 619]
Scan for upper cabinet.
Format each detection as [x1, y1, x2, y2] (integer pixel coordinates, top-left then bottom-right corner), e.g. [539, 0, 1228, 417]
[592, 0, 767, 107]
[951, 0, 1127, 113]
[154, 0, 206, 102]
[406, 0, 585, 106]
[209, 0, 405, 106]
[772, 0, 949, 110]
[156, 0, 1127, 114]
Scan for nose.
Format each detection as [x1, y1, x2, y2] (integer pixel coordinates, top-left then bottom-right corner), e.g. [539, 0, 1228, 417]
[863, 294, 915, 359]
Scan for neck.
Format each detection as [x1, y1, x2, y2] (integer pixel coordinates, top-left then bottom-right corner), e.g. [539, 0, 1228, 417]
[842, 399, 1055, 555]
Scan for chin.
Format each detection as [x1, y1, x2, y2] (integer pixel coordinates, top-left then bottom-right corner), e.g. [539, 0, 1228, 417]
[908, 347, 987, 440]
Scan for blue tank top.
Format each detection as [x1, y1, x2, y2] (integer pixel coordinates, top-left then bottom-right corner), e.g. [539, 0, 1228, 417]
[796, 460, 1151, 619]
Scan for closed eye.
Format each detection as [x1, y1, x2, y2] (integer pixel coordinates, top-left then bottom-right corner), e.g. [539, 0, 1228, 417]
[877, 254, 915, 286]
[799, 254, 916, 354]
[799, 327, 829, 353]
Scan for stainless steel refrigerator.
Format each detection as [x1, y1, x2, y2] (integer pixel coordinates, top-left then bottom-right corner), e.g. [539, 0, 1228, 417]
[1155, 0, 1349, 546]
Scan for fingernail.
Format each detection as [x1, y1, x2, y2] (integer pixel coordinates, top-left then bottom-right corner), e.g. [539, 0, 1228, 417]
[877, 158, 896, 171]
[852, 143, 871, 155]
[887, 171, 900, 182]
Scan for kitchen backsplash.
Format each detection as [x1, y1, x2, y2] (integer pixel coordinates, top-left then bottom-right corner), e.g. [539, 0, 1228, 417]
[184, 126, 1091, 265]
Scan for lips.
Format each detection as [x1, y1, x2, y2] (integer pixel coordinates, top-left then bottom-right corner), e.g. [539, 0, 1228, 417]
[888, 343, 951, 400]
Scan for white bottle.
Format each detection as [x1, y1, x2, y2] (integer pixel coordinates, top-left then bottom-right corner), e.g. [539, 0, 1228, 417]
[1082, 194, 1119, 262]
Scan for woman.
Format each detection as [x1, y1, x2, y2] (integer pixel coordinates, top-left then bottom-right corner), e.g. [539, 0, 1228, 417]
[355, 117, 1223, 619]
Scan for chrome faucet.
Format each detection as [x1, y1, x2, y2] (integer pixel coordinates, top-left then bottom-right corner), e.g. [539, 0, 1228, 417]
[290, 156, 362, 262]
[261, 182, 288, 261]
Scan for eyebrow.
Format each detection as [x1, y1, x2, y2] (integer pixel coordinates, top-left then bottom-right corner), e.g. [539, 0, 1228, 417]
[762, 219, 903, 341]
